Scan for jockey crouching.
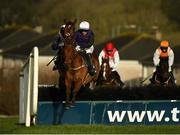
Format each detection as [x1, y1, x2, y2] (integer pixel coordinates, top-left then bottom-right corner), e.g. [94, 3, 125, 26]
[74, 21, 96, 76]
[150, 40, 176, 84]
[51, 24, 65, 71]
[98, 42, 124, 86]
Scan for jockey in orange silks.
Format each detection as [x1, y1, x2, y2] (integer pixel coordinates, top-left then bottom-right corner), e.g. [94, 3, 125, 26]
[150, 40, 176, 84]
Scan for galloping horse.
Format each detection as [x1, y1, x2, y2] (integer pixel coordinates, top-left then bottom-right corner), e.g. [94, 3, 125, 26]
[61, 20, 100, 108]
[97, 58, 120, 86]
[153, 57, 174, 87]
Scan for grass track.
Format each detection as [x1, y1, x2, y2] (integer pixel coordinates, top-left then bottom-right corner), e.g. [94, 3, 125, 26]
[0, 117, 180, 134]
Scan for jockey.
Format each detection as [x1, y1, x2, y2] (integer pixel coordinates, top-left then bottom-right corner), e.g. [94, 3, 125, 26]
[98, 42, 124, 86]
[51, 24, 65, 70]
[74, 21, 96, 76]
[150, 40, 176, 83]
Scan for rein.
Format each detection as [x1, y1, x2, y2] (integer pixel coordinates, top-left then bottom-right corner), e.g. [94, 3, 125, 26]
[64, 45, 86, 71]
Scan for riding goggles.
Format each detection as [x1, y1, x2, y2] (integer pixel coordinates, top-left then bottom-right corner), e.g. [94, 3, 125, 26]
[160, 47, 168, 51]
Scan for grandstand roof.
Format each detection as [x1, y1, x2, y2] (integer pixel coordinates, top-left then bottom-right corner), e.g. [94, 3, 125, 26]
[3, 31, 57, 58]
[119, 34, 160, 60]
[0, 26, 20, 41]
[95, 32, 140, 54]
[0, 26, 40, 50]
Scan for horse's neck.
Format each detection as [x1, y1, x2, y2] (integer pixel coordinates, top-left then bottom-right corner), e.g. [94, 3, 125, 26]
[158, 58, 169, 75]
[64, 39, 74, 45]
[64, 45, 75, 61]
[160, 57, 168, 64]
[160, 57, 168, 67]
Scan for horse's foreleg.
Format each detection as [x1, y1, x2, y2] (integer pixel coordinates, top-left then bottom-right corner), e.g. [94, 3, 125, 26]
[65, 78, 71, 109]
[89, 81, 95, 90]
[71, 80, 82, 106]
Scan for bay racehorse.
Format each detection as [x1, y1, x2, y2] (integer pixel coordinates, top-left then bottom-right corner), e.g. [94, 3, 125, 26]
[61, 20, 100, 108]
[153, 57, 175, 87]
[97, 58, 120, 86]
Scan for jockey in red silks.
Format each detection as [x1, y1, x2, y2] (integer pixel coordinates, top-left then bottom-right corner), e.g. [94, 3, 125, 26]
[98, 42, 124, 86]
[150, 40, 176, 84]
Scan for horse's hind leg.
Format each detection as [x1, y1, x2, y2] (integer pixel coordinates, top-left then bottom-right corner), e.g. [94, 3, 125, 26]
[71, 80, 82, 107]
[65, 78, 71, 109]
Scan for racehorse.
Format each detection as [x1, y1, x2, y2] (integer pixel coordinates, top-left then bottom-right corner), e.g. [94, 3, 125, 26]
[96, 58, 120, 86]
[61, 19, 100, 108]
[153, 57, 175, 87]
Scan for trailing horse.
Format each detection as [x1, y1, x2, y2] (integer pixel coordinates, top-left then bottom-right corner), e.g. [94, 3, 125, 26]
[97, 58, 123, 86]
[60, 20, 100, 108]
[151, 57, 175, 87]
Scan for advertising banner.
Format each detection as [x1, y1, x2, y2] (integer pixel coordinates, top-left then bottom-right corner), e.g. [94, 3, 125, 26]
[37, 100, 180, 125]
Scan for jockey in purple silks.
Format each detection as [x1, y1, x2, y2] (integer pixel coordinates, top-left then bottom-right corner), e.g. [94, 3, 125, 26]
[74, 21, 96, 76]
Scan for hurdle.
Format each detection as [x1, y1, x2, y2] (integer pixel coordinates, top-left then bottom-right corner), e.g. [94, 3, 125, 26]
[19, 47, 180, 126]
[19, 47, 39, 127]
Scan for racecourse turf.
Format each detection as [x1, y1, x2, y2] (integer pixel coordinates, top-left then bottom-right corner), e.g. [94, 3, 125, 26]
[0, 117, 180, 134]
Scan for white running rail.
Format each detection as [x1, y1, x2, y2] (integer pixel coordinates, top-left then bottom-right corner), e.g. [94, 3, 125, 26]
[19, 47, 39, 127]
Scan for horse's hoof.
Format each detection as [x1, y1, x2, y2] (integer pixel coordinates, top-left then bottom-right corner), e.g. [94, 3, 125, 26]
[65, 106, 70, 110]
[65, 103, 71, 109]
[70, 104, 75, 108]
[70, 102, 75, 108]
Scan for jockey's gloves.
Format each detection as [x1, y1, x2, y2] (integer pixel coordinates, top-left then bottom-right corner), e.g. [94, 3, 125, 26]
[75, 45, 81, 51]
[59, 43, 64, 47]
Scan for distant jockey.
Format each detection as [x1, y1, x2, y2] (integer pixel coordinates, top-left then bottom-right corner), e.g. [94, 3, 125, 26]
[74, 21, 96, 76]
[98, 42, 124, 86]
[150, 40, 176, 83]
[51, 24, 65, 71]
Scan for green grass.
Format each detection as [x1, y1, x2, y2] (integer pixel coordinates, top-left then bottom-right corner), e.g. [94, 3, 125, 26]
[0, 117, 180, 134]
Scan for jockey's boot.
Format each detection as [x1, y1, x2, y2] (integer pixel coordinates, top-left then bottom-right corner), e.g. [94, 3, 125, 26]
[169, 71, 176, 84]
[53, 65, 58, 71]
[86, 53, 96, 76]
[53, 54, 65, 71]
[149, 71, 156, 83]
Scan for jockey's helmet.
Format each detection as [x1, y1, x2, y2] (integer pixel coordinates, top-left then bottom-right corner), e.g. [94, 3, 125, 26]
[105, 42, 114, 52]
[160, 40, 169, 48]
[160, 40, 169, 52]
[79, 21, 90, 30]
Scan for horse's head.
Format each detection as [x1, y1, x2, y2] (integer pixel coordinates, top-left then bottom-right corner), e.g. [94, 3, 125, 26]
[63, 19, 77, 66]
[63, 19, 76, 44]
[156, 57, 170, 83]
[101, 58, 111, 81]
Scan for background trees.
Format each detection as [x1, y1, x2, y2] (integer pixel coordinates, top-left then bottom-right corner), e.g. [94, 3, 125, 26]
[0, 0, 179, 44]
